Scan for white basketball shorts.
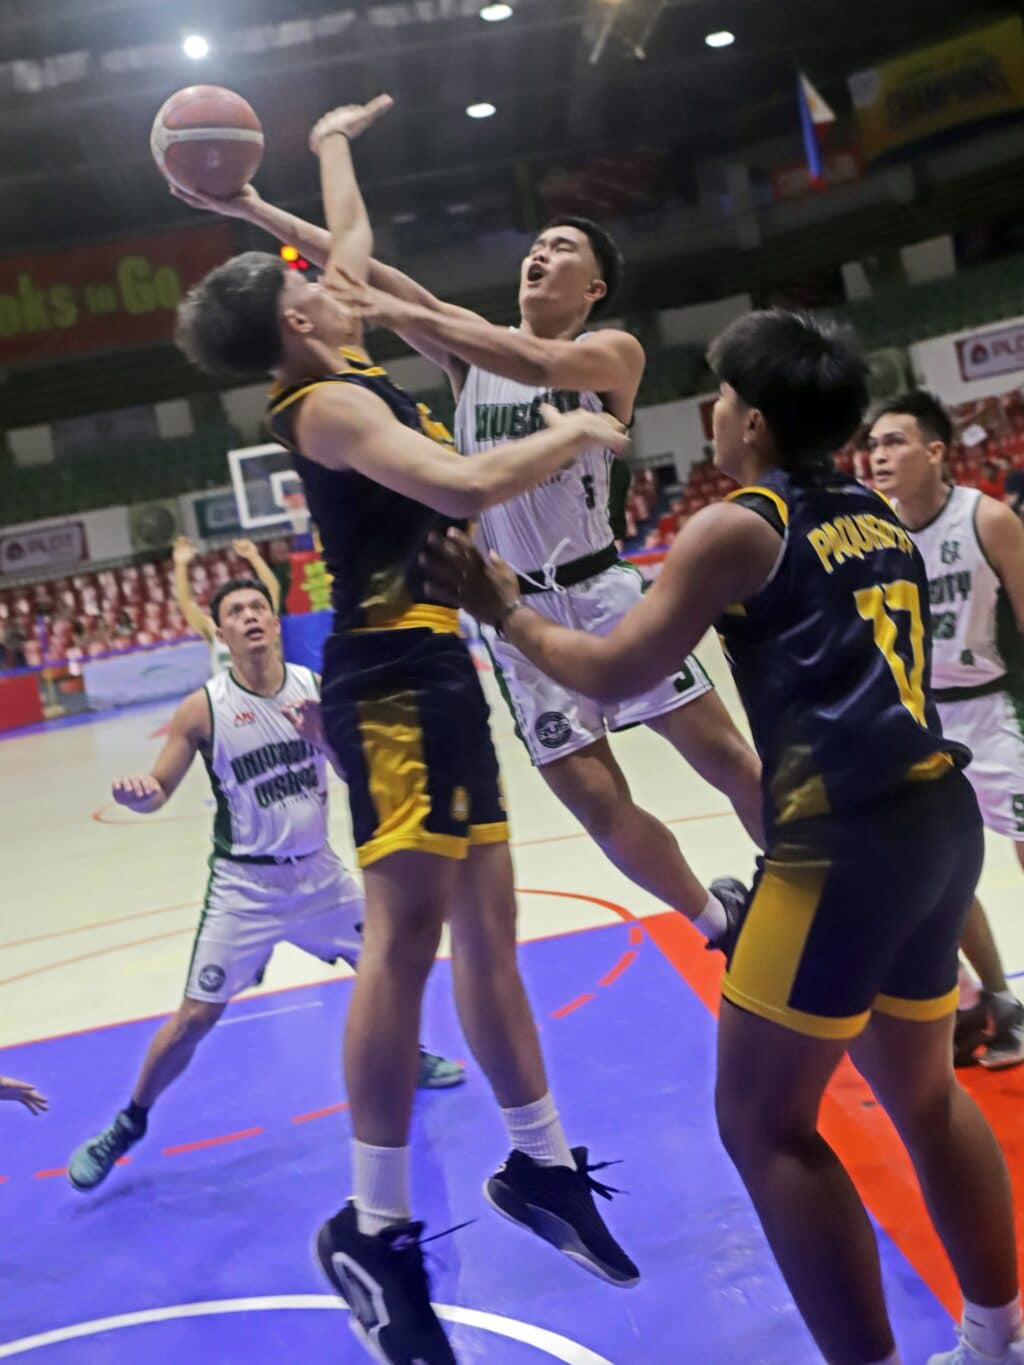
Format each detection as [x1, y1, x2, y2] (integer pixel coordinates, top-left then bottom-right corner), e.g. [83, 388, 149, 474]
[185, 846, 364, 1003]
[938, 690, 1024, 840]
[486, 561, 713, 767]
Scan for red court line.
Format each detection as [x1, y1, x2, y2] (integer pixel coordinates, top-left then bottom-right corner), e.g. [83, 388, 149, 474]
[0, 901, 197, 951]
[628, 926, 645, 946]
[0, 926, 191, 990]
[598, 950, 639, 988]
[34, 1167, 67, 1180]
[162, 1127, 263, 1156]
[0, 1176, 8, 1184]
[291, 1102, 350, 1124]
[551, 993, 596, 1019]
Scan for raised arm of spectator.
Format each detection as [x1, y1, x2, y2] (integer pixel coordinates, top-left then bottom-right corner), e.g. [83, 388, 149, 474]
[172, 537, 215, 642]
[232, 538, 281, 613]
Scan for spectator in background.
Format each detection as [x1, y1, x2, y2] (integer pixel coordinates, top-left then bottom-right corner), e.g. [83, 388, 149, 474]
[172, 536, 281, 676]
[978, 458, 1006, 501]
[1005, 464, 1024, 520]
[3, 618, 27, 670]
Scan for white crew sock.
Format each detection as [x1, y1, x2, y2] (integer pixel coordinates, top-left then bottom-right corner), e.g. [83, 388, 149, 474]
[352, 1139, 411, 1237]
[962, 1295, 1024, 1358]
[958, 962, 982, 1011]
[691, 891, 728, 941]
[501, 1091, 574, 1169]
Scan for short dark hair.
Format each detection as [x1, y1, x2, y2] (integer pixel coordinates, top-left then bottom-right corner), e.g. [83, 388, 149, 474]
[542, 216, 623, 317]
[209, 577, 274, 625]
[176, 252, 287, 375]
[708, 309, 870, 469]
[870, 390, 953, 449]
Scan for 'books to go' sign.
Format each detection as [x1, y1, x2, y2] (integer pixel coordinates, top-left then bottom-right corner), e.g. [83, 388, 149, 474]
[0, 223, 232, 366]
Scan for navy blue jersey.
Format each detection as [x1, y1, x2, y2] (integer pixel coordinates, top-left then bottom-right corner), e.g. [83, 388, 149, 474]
[717, 468, 970, 837]
[266, 350, 462, 633]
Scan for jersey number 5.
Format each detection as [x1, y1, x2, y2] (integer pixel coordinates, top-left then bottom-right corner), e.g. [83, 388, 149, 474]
[854, 580, 926, 724]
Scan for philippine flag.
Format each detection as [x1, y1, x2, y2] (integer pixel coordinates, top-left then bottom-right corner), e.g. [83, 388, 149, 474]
[798, 72, 835, 186]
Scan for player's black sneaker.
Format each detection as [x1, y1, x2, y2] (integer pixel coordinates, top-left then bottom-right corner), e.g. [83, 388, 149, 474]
[484, 1147, 639, 1287]
[953, 1001, 989, 1069]
[316, 1202, 457, 1364]
[704, 877, 751, 965]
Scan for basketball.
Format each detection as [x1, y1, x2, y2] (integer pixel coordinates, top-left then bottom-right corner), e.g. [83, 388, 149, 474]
[150, 85, 263, 198]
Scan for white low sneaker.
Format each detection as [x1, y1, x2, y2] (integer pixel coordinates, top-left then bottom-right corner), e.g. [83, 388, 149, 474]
[928, 1330, 1024, 1364]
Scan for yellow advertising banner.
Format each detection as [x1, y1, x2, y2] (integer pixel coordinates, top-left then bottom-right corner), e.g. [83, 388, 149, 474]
[848, 16, 1024, 161]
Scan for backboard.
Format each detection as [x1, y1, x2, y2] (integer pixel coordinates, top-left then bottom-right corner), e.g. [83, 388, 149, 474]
[227, 443, 306, 530]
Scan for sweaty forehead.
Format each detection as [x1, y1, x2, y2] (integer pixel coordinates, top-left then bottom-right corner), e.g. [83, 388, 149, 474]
[223, 592, 267, 615]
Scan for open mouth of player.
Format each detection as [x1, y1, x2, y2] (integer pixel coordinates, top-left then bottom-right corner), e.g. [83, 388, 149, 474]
[244, 626, 266, 641]
[526, 263, 546, 284]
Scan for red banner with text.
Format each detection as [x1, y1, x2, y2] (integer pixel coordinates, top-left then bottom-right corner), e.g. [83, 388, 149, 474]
[0, 223, 233, 366]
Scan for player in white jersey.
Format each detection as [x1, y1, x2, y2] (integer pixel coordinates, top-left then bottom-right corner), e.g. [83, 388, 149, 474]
[172, 534, 281, 674]
[869, 391, 1024, 1070]
[67, 576, 462, 1193]
[180, 173, 765, 935]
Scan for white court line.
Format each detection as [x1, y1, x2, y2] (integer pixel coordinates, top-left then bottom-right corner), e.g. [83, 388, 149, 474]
[217, 1002, 325, 1028]
[0, 1295, 616, 1364]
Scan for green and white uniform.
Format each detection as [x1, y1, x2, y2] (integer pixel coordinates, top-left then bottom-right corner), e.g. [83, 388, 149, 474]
[454, 344, 711, 765]
[186, 663, 363, 1004]
[908, 484, 1024, 838]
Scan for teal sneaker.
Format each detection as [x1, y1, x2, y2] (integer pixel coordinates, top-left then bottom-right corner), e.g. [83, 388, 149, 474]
[68, 1111, 144, 1191]
[417, 1048, 465, 1090]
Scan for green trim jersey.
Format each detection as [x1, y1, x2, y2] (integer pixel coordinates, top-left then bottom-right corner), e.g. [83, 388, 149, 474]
[202, 664, 328, 859]
[903, 485, 1009, 692]
[454, 332, 618, 572]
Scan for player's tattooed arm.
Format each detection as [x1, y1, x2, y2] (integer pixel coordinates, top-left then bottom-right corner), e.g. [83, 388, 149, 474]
[424, 503, 779, 701]
[111, 690, 209, 814]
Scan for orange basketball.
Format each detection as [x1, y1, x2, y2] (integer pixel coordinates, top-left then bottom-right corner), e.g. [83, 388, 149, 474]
[151, 85, 264, 198]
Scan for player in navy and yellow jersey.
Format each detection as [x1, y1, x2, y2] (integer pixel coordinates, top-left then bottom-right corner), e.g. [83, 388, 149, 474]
[425, 310, 1023, 1365]
[174, 95, 638, 1365]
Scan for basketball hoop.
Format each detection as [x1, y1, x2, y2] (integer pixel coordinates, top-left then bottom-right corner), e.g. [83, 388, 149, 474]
[281, 489, 311, 540]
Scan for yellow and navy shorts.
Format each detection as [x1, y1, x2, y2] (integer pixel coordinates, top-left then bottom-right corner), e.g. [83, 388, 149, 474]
[321, 623, 508, 869]
[723, 769, 983, 1040]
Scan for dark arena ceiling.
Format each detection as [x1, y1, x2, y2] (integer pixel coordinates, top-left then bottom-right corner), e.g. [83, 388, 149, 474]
[0, 0, 1001, 257]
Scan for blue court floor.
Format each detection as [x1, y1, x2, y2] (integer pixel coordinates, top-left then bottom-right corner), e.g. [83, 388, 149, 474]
[0, 920, 958, 1364]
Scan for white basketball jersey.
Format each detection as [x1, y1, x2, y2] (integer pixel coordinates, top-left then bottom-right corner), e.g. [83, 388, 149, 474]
[203, 664, 329, 859]
[209, 635, 232, 675]
[454, 333, 617, 572]
[906, 485, 1006, 690]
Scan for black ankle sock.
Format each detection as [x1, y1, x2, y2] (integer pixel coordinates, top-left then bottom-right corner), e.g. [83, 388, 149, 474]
[123, 1100, 149, 1130]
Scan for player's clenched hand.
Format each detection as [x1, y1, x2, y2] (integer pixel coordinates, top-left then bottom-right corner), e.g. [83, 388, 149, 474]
[231, 538, 259, 562]
[0, 1077, 48, 1115]
[422, 529, 520, 627]
[172, 535, 197, 567]
[111, 775, 164, 812]
[541, 403, 630, 458]
[309, 94, 394, 154]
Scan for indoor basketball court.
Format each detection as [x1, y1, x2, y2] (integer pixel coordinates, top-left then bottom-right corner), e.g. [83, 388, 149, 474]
[2, 641, 1023, 1363]
[4, 3, 1024, 1363]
